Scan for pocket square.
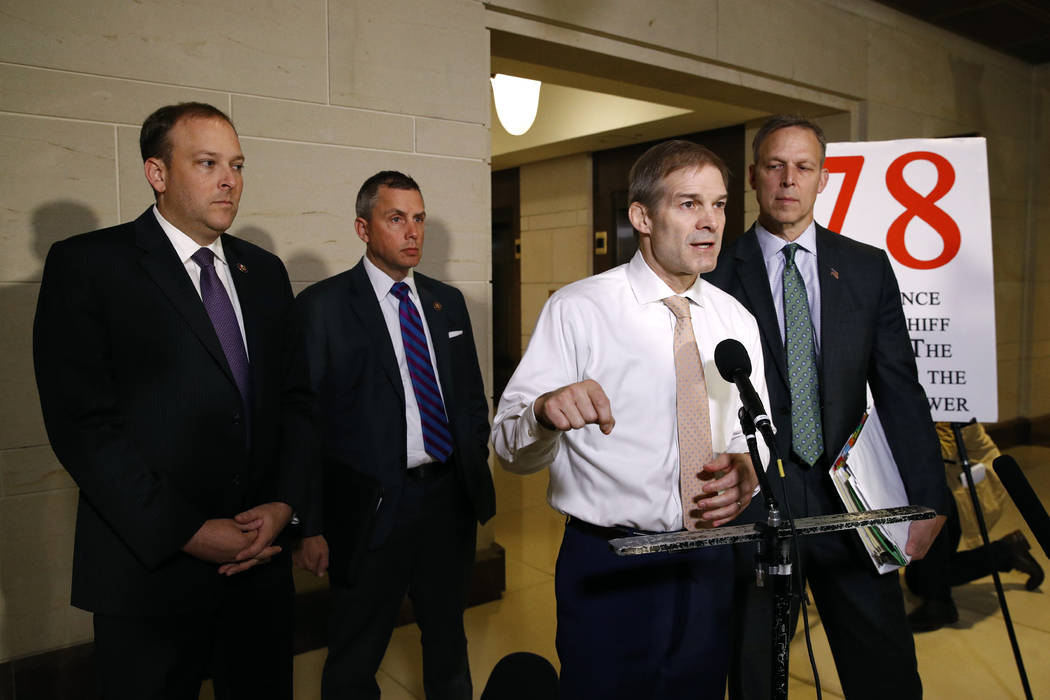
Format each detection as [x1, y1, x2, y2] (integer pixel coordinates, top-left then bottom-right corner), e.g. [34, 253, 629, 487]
[448, 330, 464, 339]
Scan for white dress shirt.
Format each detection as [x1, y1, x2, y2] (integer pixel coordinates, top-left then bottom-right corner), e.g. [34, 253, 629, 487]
[153, 206, 249, 357]
[492, 251, 771, 532]
[362, 255, 447, 469]
[756, 222, 821, 356]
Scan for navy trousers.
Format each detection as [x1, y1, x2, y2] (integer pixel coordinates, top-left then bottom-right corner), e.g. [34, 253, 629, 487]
[555, 518, 733, 700]
[322, 467, 476, 700]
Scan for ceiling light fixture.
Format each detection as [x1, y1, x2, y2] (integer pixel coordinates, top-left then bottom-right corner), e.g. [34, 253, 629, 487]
[490, 73, 541, 136]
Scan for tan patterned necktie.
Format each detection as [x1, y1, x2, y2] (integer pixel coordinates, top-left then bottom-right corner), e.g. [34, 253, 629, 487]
[663, 295, 715, 531]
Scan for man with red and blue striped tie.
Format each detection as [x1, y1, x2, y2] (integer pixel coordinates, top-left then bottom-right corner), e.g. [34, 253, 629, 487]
[293, 171, 495, 699]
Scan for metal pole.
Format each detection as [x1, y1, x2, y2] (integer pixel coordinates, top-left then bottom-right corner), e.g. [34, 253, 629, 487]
[949, 421, 1032, 700]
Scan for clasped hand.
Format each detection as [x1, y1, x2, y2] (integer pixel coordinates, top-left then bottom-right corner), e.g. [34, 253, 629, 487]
[182, 501, 292, 576]
[687, 453, 758, 528]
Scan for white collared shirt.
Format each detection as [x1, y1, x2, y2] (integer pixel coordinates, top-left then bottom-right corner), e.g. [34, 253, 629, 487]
[755, 221, 821, 356]
[153, 206, 249, 357]
[362, 255, 447, 469]
[492, 250, 771, 532]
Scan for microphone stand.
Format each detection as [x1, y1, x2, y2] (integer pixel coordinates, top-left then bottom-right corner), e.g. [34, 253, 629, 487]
[610, 505, 933, 700]
[949, 420, 1032, 700]
[621, 404, 928, 700]
[738, 408, 793, 700]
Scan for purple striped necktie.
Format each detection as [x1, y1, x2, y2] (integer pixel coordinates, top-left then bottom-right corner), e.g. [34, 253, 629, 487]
[391, 281, 453, 462]
[190, 248, 252, 409]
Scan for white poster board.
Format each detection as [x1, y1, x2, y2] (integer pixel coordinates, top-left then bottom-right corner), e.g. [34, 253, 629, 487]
[813, 138, 997, 422]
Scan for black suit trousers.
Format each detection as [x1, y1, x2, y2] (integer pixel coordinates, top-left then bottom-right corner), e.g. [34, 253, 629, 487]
[92, 560, 294, 700]
[321, 467, 476, 700]
[729, 460, 921, 700]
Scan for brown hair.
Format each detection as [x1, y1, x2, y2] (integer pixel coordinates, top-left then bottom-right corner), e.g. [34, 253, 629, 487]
[355, 170, 422, 220]
[628, 140, 729, 212]
[139, 102, 235, 164]
[752, 114, 827, 165]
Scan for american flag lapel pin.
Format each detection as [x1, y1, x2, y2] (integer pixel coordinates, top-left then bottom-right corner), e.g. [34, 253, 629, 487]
[830, 267, 839, 280]
[237, 263, 248, 273]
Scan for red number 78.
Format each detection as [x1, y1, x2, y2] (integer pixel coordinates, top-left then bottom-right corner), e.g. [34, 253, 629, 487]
[822, 153, 960, 270]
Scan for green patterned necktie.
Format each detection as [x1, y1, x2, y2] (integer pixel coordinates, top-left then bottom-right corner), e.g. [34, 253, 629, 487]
[782, 243, 824, 465]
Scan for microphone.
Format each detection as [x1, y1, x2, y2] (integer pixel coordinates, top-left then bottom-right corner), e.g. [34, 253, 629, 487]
[993, 455, 1050, 559]
[714, 339, 776, 449]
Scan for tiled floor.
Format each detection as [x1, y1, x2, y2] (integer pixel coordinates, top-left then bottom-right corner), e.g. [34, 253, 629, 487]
[255, 446, 1050, 699]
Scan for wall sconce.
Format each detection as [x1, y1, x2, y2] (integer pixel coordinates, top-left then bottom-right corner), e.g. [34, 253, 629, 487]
[490, 73, 541, 136]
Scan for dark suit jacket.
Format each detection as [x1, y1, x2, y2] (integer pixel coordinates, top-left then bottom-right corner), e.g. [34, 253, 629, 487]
[704, 224, 951, 515]
[33, 208, 312, 615]
[294, 259, 495, 584]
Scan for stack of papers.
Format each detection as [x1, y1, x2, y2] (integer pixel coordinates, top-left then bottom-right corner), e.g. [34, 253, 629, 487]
[829, 406, 911, 574]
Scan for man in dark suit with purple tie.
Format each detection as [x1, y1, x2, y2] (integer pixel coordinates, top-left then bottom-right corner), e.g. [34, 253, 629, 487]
[33, 102, 311, 699]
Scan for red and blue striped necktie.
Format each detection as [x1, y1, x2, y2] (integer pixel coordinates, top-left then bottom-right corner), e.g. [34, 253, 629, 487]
[391, 281, 453, 462]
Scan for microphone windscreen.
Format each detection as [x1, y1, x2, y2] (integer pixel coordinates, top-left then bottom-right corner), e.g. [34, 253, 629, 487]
[994, 454, 1050, 559]
[714, 338, 751, 383]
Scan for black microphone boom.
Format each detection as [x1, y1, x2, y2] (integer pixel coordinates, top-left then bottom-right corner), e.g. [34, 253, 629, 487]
[994, 455, 1050, 560]
[714, 338, 776, 450]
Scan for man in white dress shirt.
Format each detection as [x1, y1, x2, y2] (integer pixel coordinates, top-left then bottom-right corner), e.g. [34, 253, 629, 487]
[492, 141, 771, 700]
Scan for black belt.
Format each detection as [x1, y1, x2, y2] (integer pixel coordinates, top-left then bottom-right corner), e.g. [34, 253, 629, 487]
[565, 515, 668, 540]
[406, 460, 450, 482]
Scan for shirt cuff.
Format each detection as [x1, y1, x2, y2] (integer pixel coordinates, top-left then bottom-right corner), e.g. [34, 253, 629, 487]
[524, 398, 560, 442]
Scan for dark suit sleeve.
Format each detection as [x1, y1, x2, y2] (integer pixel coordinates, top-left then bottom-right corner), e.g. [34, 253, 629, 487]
[272, 261, 316, 516]
[291, 287, 328, 537]
[33, 241, 206, 569]
[867, 250, 952, 515]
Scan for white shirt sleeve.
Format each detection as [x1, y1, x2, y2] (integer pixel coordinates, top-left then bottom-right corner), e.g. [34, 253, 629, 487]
[491, 294, 577, 474]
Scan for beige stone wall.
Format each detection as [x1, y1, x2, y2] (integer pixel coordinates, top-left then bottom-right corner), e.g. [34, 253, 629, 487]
[1027, 65, 1050, 416]
[850, 3, 1037, 424]
[518, 154, 593, 350]
[0, 0, 490, 662]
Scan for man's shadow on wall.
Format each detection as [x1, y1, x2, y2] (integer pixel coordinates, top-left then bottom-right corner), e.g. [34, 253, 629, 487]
[235, 226, 329, 292]
[1, 201, 99, 692]
[31, 201, 101, 273]
[414, 218, 453, 283]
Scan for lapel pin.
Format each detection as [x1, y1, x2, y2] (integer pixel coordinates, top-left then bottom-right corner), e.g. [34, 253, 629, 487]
[433, 301, 443, 311]
[237, 263, 247, 273]
[830, 267, 839, 280]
